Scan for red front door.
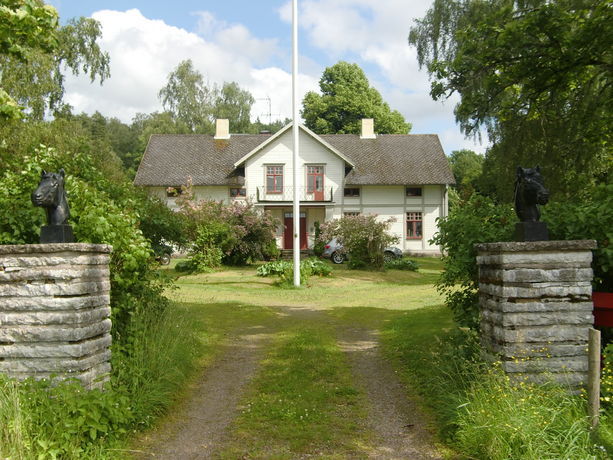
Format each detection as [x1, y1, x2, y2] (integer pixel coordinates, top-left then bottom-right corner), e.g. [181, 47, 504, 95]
[284, 212, 307, 249]
[307, 165, 324, 201]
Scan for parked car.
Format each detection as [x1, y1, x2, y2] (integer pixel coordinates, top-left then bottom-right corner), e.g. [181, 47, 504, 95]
[322, 238, 403, 264]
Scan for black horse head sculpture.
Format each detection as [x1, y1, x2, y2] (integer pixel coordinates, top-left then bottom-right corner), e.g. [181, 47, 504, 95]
[514, 166, 549, 222]
[31, 169, 70, 226]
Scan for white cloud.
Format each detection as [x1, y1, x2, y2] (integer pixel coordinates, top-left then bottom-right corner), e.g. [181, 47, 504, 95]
[63, 8, 306, 123]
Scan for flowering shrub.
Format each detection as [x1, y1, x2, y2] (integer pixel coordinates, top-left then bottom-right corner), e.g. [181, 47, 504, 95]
[177, 181, 279, 270]
[318, 214, 398, 270]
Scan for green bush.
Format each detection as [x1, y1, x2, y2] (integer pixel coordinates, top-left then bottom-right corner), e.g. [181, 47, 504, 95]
[257, 257, 332, 286]
[318, 214, 398, 270]
[430, 193, 516, 329]
[0, 146, 168, 338]
[384, 257, 419, 271]
[383, 310, 608, 459]
[313, 221, 325, 257]
[543, 183, 613, 292]
[0, 302, 202, 459]
[177, 185, 280, 270]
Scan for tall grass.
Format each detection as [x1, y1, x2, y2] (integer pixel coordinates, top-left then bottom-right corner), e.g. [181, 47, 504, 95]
[382, 306, 608, 459]
[0, 377, 29, 460]
[0, 301, 204, 458]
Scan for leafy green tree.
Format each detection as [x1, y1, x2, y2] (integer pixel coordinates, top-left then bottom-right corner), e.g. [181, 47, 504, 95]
[1, 2, 110, 120]
[318, 214, 399, 270]
[158, 59, 255, 134]
[448, 149, 484, 197]
[409, 0, 612, 199]
[214, 81, 255, 133]
[158, 59, 214, 132]
[0, 0, 59, 118]
[301, 61, 411, 134]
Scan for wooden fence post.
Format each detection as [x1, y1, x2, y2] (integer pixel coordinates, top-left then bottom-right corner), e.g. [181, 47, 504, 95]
[588, 327, 601, 429]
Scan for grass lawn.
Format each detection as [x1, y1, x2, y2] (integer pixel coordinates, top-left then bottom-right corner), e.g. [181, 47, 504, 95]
[153, 257, 449, 458]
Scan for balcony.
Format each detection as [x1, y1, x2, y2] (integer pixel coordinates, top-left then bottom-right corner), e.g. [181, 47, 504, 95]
[256, 186, 334, 203]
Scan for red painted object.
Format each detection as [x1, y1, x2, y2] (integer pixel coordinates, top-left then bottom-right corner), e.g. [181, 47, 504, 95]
[593, 292, 613, 327]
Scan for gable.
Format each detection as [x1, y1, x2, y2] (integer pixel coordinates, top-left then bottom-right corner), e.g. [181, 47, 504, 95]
[233, 123, 354, 168]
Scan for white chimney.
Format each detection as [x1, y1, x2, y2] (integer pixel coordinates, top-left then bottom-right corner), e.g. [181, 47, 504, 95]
[214, 119, 230, 139]
[360, 118, 376, 139]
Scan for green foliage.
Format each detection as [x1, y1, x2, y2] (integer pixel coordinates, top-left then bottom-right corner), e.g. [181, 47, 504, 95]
[319, 214, 398, 270]
[602, 342, 613, 411]
[257, 258, 332, 287]
[1, 7, 110, 120]
[159, 59, 255, 133]
[543, 183, 613, 292]
[410, 0, 611, 200]
[0, 0, 59, 119]
[0, 302, 203, 458]
[312, 221, 325, 257]
[135, 191, 188, 251]
[448, 149, 483, 198]
[0, 145, 168, 337]
[301, 61, 411, 134]
[383, 308, 608, 458]
[384, 257, 419, 271]
[256, 260, 291, 277]
[177, 186, 279, 270]
[430, 193, 516, 328]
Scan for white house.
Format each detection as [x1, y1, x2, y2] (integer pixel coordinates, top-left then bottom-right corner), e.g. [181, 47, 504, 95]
[134, 119, 455, 254]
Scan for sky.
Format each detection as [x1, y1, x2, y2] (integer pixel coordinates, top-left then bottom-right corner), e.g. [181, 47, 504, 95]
[47, 0, 488, 155]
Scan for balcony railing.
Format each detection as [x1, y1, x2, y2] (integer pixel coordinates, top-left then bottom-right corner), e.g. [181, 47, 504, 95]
[256, 186, 333, 203]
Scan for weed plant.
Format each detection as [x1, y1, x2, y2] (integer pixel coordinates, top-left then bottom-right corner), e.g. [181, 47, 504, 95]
[384, 257, 419, 271]
[256, 257, 332, 286]
[383, 306, 610, 459]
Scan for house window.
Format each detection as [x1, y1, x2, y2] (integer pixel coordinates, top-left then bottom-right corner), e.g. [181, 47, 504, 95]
[307, 165, 324, 194]
[344, 187, 360, 197]
[230, 187, 246, 198]
[266, 166, 283, 193]
[166, 186, 183, 197]
[406, 212, 423, 239]
[406, 187, 422, 197]
[344, 211, 360, 217]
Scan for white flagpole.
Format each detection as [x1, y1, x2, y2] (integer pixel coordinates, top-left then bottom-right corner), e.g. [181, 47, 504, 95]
[292, 0, 300, 286]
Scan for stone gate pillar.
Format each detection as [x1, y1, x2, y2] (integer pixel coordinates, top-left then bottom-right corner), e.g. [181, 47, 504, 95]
[476, 240, 596, 389]
[0, 244, 112, 389]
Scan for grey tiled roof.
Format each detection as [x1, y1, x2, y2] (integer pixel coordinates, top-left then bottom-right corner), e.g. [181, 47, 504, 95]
[134, 131, 455, 187]
[322, 134, 455, 185]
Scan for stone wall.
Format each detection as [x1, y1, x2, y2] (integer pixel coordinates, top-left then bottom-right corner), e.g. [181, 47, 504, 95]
[0, 243, 112, 389]
[476, 240, 596, 389]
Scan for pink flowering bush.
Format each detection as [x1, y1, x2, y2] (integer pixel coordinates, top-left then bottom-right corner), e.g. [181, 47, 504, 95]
[318, 214, 398, 270]
[177, 181, 280, 269]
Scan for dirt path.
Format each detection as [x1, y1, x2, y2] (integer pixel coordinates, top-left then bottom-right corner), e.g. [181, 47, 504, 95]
[132, 326, 274, 459]
[132, 308, 443, 459]
[337, 326, 443, 460]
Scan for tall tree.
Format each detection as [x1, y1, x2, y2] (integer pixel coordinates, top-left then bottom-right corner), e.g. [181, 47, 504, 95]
[409, 0, 612, 199]
[158, 59, 214, 133]
[213, 82, 255, 134]
[0, 1, 110, 120]
[159, 59, 255, 134]
[448, 149, 483, 197]
[301, 61, 411, 134]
